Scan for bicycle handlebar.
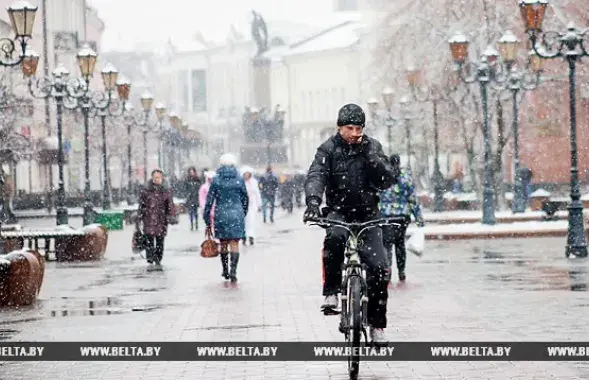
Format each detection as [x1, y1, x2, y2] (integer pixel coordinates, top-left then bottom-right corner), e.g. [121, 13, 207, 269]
[305, 216, 405, 231]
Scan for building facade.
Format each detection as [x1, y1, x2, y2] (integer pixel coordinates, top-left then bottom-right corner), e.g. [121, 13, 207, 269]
[264, 19, 364, 169]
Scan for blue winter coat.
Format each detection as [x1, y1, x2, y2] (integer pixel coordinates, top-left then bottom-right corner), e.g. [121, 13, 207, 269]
[203, 166, 249, 240]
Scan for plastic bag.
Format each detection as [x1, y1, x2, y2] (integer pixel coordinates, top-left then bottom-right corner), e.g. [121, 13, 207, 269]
[406, 228, 425, 256]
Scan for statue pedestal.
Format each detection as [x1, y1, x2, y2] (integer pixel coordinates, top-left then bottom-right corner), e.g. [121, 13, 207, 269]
[252, 57, 271, 108]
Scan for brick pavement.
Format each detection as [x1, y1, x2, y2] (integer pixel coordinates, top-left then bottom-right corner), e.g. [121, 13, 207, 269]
[1, 209, 589, 379]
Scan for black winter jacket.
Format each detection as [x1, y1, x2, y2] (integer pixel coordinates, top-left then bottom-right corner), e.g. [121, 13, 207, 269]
[184, 176, 202, 207]
[304, 133, 397, 214]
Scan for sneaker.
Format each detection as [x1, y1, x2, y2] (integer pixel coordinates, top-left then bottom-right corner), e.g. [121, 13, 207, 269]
[399, 272, 406, 282]
[370, 327, 388, 346]
[321, 295, 339, 312]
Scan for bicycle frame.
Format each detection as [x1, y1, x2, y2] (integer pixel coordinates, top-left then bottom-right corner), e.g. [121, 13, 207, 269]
[339, 227, 373, 333]
[309, 218, 403, 335]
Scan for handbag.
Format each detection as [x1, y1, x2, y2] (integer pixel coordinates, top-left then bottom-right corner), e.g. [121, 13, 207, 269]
[200, 228, 219, 258]
[132, 223, 148, 257]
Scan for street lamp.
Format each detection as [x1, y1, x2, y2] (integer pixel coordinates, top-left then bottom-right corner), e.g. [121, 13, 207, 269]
[449, 33, 503, 225]
[166, 111, 180, 176]
[95, 63, 127, 211]
[123, 102, 139, 205]
[0, 1, 37, 67]
[66, 59, 126, 218]
[496, 30, 543, 214]
[140, 91, 154, 183]
[155, 102, 167, 169]
[366, 91, 395, 155]
[23, 45, 100, 225]
[399, 96, 413, 170]
[520, 0, 588, 258]
[406, 67, 445, 212]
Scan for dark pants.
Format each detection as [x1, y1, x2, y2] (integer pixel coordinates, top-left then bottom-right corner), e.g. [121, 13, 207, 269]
[188, 204, 198, 228]
[382, 215, 410, 274]
[322, 210, 390, 328]
[145, 235, 165, 262]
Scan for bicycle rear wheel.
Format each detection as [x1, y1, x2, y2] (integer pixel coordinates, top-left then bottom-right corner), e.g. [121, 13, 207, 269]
[346, 275, 362, 379]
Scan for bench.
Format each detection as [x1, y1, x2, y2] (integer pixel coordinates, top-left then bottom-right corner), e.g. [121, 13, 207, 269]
[0, 224, 108, 261]
[542, 200, 568, 221]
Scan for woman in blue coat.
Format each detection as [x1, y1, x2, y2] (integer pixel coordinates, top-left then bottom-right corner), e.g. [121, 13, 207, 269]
[204, 153, 249, 282]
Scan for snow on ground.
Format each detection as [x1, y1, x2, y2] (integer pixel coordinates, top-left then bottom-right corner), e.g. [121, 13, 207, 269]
[408, 220, 569, 235]
[422, 209, 577, 221]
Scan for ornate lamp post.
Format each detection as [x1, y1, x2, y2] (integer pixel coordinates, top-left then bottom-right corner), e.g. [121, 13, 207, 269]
[22, 46, 96, 225]
[168, 112, 181, 176]
[122, 102, 140, 204]
[449, 33, 501, 225]
[0, 1, 37, 67]
[367, 87, 395, 155]
[497, 30, 543, 214]
[519, 0, 588, 257]
[406, 67, 446, 212]
[140, 91, 154, 183]
[95, 66, 128, 211]
[367, 90, 413, 166]
[154, 102, 167, 169]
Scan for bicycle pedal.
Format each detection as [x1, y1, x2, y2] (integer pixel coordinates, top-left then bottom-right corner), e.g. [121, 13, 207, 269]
[321, 307, 341, 316]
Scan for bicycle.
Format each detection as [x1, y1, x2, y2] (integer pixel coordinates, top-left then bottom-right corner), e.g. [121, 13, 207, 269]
[306, 216, 405, 379]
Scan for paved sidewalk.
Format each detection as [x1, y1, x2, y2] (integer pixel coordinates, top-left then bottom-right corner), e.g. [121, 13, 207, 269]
[1, 210, 589, 379]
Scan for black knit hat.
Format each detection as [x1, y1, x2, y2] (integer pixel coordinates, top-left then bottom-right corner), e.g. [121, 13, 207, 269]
[337, 103, 365, 128]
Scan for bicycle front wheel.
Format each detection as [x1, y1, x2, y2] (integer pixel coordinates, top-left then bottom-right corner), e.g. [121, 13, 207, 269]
[346, 275, 362, 379]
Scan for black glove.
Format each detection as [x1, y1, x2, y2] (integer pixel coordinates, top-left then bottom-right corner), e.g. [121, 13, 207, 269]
[361, 138, 380, 164]
[303, 198, 321, 222]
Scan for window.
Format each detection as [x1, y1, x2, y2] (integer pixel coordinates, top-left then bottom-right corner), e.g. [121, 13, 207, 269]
[191, 69, 207, 112]
[178, 71, 189, 112]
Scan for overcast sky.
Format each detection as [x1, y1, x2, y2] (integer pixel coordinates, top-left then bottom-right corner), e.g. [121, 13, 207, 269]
[88, 0, 334, 51]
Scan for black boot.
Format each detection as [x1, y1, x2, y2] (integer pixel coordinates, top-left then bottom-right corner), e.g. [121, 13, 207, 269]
[220, 253, 229, 279]
[242, 237, 246, 245]
[249, 237, 254, 246]
[229, 252, 240, 282]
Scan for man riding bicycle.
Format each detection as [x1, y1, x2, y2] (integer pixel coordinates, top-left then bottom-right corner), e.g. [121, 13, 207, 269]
[303, 103, 399, 345]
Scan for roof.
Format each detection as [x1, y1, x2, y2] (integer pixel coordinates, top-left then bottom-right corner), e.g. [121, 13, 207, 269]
[284, 20, 361, 56]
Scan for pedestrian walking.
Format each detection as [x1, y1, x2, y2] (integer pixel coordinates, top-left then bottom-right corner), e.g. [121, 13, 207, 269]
[199, 170, 216, 230]
[138, 169, 177, 266]
[258, 165, 278, 223]
[279, 172, 295, 213]
[184, 166, 202, 231]
[204, 154, 249, 282]
[241, 166, 262, 246]
[379, 154, 424, 282]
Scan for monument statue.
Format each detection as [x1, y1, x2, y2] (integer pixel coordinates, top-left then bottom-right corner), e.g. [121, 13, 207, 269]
[251, 10, 268, 56]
